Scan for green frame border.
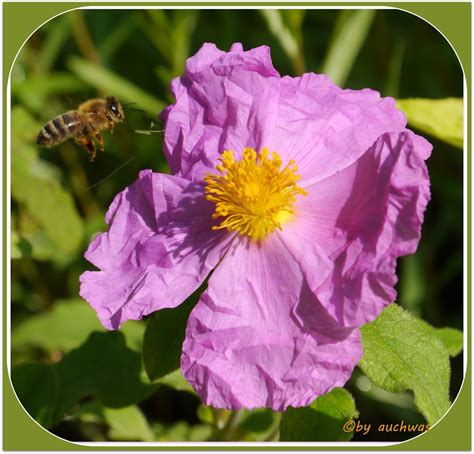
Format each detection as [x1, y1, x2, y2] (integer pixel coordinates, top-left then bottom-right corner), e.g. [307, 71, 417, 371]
[3, 2, 471, 451]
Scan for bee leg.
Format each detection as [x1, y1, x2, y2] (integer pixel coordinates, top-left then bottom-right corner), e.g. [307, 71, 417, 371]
[75, 136, 96, 162]
[93, 133, 105, 152]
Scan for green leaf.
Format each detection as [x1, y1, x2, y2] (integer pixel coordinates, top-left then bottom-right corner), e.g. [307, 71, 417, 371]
[156, 369, 194, 394]
[68, 57, 165, 115]
[143, 294, 198, 381]
[197, 405, 214, 424]
[321, 10, 376, 86]
[279, 388, 358, 441]
[240, 408, 274, 434]
[11, 229, 31, 259]
[12, 299, 103, 352]
[77, 401, 154, 441]
[396, 98, 463, 148]
[11, 106, 43, 144]
[104, 406, 154, 441]
[53, 331, 156, 423]
[12, 73, 88, 114]
[11, 363, 59, 427]
[12, 151, 84, 256]
[360, 304, 451, 424]
[433, 327, 463, 357]
[154, 421, 212, 442]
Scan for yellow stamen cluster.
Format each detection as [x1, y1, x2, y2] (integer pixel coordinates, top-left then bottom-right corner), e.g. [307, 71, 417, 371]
[204, 147, 308, 241]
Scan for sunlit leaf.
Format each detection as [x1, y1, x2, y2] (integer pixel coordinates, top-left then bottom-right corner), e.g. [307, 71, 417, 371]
[156, 369, 194, 394]
[104, 406, 154, 441]
[12, 298, 144, 354]
[396, 98, 463, 148]
[12, 299, 103, 352]
[360, 304, 451, 424]
[433, 327, 463, 357]
[197, 405, 214, 424]
[77, 401, 154, 441]
[12, 145, 84, 256]
[280, 388, 358, 441]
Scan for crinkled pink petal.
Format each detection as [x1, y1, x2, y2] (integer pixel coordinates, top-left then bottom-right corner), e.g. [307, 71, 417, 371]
[80, 170, 232, 329]
[181, 235, 362, 411]
[279, 131, 431, 327]
[276, 73, 407, 186]
[161, 42, 281, 181]
[162, 43, 406, 185]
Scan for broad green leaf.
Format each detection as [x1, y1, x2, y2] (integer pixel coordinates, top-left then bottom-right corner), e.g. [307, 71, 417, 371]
[143, 293, 198, 381]
[77, 401, 154, 441]
[68, 57, 165, 115]
[105, 406, 154, 441]
[11, 106, 42, 144]
[238, 409, 280, 441]
[12, 297, 145, 354]
[321, 10, 376, 86]
[12, 299, 103, 352]
[12, 150, 84, 256]
[433, 327, 463, 357]
[396, 98, 463, 148]
[360, 304, 451, 424]
[279, 388, 358, 441]
[240, 408, 274, 434]
[52, 331, 156, 425]
[11, 363, 59, 428]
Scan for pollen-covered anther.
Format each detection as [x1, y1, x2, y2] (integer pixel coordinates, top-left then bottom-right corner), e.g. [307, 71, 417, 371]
[204, 147, 308, 241]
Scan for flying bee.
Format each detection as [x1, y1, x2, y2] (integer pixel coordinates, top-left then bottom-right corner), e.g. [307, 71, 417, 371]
[36, 96, 125, 162]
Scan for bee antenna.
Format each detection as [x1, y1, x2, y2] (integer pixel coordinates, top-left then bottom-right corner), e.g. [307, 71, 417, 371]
[126, 107, 148, 114]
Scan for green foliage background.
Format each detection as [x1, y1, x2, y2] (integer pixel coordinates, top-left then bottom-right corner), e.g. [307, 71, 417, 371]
[10, 8, 463, 442]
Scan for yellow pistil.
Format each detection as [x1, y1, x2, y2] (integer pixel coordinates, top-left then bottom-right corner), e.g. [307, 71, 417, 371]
[204, 147, 308, 241]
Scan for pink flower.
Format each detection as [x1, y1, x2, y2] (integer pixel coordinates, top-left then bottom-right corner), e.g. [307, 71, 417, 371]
[80, 43, 431, 410]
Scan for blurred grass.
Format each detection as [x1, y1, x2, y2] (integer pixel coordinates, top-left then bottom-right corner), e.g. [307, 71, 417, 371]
[10, 8, 463, 443]
[321, 10, 375, 86]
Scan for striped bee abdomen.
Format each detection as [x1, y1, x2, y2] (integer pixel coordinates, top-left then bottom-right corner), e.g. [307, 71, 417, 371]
[36, 111, 85, 147]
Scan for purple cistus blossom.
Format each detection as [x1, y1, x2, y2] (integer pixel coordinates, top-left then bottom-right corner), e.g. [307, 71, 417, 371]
[80, 43, 431, 411]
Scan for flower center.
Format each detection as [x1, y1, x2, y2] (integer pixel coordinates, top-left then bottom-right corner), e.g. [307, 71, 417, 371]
[204, 147, 308, 241]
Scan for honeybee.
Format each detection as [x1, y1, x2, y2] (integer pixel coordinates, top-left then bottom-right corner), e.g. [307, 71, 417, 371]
[36, 96, 125, 162]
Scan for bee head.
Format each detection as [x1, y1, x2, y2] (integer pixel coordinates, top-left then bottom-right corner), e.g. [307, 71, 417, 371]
[106, 96, 125, 123]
